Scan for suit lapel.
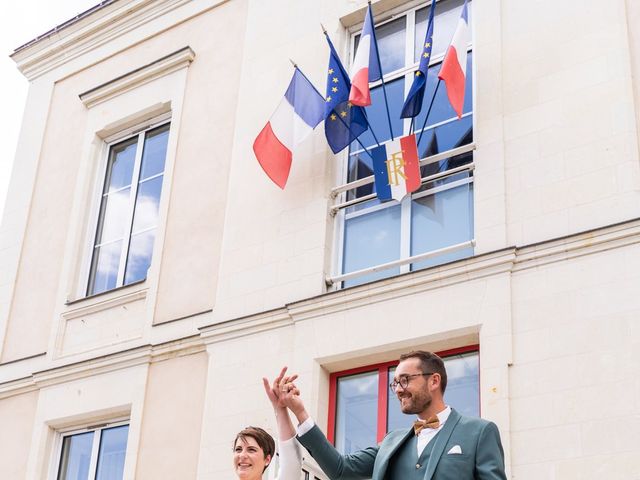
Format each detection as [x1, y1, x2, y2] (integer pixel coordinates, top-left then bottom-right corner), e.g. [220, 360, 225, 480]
[373, 427, 414, 480]
[423, 408, 462, 480]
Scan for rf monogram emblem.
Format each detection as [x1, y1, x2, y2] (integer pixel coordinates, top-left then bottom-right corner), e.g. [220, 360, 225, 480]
[385, 151, 407, 186]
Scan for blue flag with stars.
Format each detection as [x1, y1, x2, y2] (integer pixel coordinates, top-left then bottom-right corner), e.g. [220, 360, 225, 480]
[324, 33, 368, 154]
[400, 0, 436, 118]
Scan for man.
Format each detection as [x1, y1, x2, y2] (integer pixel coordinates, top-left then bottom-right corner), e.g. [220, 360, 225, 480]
[276, 351, 506, 480]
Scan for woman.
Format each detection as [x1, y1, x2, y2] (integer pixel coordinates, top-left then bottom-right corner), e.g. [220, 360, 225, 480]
[232, 367, 302, 480]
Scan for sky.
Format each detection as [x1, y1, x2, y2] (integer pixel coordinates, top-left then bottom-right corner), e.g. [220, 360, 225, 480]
[0, 0, 98, 221]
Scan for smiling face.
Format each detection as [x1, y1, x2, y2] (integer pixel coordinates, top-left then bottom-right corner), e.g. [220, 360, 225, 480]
[393, 357, 444, 418]
[233, 436, 271, 480]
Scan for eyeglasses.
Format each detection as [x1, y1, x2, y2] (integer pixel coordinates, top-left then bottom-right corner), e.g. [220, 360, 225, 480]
[389, 373, 434, 391]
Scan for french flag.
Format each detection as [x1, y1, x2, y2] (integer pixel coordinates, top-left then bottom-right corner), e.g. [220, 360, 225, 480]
[438, 0, 470, 119]
[253, 69, 324, 189]
[371, 134, 421, 202]
[349, 4, 382, 107]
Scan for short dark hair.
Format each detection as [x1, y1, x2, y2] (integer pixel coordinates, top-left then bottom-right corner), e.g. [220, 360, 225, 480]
[233, 426, 275, 469]
[398, 350, 448, 394]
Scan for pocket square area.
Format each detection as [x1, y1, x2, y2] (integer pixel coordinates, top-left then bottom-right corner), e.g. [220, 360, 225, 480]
[447, 445, 463, 454]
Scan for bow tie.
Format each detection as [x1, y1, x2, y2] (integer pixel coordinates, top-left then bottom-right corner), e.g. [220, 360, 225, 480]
[413, 416, 440, 435]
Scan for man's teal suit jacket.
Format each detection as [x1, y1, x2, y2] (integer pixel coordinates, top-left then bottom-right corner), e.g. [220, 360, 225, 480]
[297, 409, 506, 480]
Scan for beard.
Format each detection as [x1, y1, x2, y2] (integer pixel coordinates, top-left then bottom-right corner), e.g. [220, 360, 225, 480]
[398, 390, 432, 414]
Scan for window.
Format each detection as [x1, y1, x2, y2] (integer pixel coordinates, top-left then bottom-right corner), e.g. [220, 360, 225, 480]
[87, 122, 170, 296]
[334, 0, 474, 288]
[328, 346, 479, 454]
[56, 423, 129, 480]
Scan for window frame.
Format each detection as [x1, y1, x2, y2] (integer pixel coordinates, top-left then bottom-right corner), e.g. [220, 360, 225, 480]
[51, 419, 130, 480]
[326, 344, 479, 445]
[330, 0, 475, 289]
[80, 113, 171, 298]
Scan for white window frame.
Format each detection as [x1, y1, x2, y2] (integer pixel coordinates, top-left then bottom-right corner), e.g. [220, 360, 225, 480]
[50, 419, 129, 480]
[330, 0, 475, 288]
[80, 112, 171, 298]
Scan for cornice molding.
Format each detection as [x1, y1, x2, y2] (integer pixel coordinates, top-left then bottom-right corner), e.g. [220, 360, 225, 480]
[79, 46, 195, 108]
[10, 0, 210, 80]
[0, 335, 204, 400]
[199, 310, 293, 345]
[512, 218, 640, 272]
[288, 248, 516, 322]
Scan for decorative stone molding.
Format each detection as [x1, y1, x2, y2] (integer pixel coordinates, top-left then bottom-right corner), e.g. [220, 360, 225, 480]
[62, 288, 147, 320]
[10, 0, 212, 80]
[0, 335, 205, 400]
[79, 46, 195, 108]
[199, 309, 292, 345]
[512, 218, 640, 272]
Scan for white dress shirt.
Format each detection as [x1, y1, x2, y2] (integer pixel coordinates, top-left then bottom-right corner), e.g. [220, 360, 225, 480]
[416, 406, 451, 456]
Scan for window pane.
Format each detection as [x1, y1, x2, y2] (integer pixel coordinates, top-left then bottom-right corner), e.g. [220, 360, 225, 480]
[57, 432, 94, 480]
[124, 230, 156, 284]
[131, 177, 162, 233]
[87, 123, 170, 296]
[335, 371, 378, 454]
[346, 152, 375, 201]
[342, 204, 401, 288]
[95, 188, 131, 245]
[420, 148, 473, 179]
[415, 0, 472, 61]
[95, 425, 129, 480]
[352, 78, 405, 151]
[88, 240, 123, 296]
[105, 138, 137, 193]
[376, 16, 406, 75]
[444, 352, 480, 417]
[417, 116, 473, 162]
[387, 366, 413, 432]
[139, 124, 169, 180]
[410, 179, 474, 271]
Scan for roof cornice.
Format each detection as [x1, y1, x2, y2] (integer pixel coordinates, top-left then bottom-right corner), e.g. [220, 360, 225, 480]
[10, 0, 211, 81]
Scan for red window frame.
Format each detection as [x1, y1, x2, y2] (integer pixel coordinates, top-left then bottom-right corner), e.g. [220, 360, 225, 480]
[327, 344, 479, 444]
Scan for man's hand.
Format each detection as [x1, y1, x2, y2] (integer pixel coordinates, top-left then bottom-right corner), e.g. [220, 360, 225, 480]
[263, 366, 310, 425]
[279, 380, 310, 425]
[263, 366, 299, 409]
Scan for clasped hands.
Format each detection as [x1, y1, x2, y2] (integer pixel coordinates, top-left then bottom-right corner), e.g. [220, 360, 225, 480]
[262, 366, 307, 418]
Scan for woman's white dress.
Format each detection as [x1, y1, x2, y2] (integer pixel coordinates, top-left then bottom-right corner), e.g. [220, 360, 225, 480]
[273, 436, 303, 480]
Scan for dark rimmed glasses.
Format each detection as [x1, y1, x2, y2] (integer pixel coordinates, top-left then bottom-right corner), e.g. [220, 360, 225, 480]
[389, 372, 434, 390]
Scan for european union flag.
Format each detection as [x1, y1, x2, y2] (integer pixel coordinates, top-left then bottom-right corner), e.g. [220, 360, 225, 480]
[400, 0, 436, 119]
[324, 33, 368, 154]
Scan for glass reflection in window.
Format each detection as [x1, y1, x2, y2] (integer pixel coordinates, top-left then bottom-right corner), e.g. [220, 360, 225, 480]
[335, 371, 378, 454]
[87, 122, 169, 296]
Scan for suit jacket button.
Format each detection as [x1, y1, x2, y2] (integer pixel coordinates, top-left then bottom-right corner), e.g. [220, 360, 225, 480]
[416, 464, 421, 469]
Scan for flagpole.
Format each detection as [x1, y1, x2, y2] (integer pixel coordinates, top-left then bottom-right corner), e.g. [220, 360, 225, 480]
[368, 1, 395, 141]
[291, 58, 375, 161]
[416, 78, 441, 146]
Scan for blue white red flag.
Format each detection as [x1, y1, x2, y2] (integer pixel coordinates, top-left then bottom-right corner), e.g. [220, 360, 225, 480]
[324, 33, 368, 154]
[253, 68, 325, 189]
[400, 0, 436, 118]
[371, 134, 421, 202]
[438, 0, 470, 119]
[349, 4, 382, 107]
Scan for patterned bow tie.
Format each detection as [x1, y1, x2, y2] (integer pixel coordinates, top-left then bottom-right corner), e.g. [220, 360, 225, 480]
[413, 416, 440, 435]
